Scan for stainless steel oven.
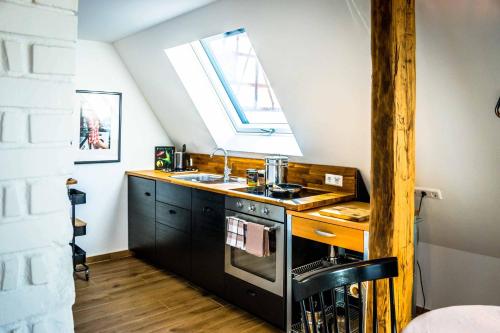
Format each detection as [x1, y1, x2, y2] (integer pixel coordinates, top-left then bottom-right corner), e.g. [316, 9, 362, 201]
[225, 197, 285, 297]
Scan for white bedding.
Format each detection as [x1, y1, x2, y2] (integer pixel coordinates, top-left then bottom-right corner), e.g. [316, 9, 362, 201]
[403, 305, 500, 333]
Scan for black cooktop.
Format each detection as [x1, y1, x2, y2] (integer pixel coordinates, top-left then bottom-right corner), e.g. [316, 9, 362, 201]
[232, 185, 328, 199]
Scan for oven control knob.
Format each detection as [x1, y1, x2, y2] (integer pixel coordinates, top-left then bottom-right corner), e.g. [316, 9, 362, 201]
[262, 207, 270, 215]
[248, 205, 256, 212]
[236, 201, 243, 208]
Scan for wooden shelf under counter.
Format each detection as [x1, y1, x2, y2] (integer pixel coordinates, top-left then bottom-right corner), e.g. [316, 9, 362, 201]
[288, 201, 369, 253]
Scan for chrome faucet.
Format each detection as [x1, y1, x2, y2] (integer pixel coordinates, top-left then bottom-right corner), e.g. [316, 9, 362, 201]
[210, 147, 231, 182]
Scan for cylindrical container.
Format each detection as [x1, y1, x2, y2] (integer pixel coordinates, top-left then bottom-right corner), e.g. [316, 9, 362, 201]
[246, 169, 258, 186]
[257, 170, 266, 186]
[174, 152, 189, 171]
[264, 156, 289, 187]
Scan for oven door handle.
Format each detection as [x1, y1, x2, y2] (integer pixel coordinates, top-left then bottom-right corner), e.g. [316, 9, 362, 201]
[314, 229, 336, 238]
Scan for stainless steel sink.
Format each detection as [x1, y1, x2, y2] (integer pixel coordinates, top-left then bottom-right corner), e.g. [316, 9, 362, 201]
[170, 173, 243, 184]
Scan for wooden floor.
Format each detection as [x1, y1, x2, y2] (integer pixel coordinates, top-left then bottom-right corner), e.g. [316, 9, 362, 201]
[73, 257, 282, 333]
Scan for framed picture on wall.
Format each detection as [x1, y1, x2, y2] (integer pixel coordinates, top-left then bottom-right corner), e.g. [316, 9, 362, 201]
[74, 90, 122, 164]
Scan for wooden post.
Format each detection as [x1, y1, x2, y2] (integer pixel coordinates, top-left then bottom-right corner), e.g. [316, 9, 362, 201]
[368, 0, 416, 332]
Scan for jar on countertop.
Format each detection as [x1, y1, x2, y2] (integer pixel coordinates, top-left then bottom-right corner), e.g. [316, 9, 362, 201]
[246, 169, 258, 186]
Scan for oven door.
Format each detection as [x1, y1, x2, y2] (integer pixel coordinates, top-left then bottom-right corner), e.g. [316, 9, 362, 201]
[224, 210, 284, 297]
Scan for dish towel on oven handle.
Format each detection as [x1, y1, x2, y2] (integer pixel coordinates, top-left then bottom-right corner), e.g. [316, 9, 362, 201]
[226, 216, 246, 250]
[245, 222, 272, 257]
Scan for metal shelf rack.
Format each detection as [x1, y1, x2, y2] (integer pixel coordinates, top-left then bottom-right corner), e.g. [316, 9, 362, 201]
[67, 182, 89, 281]
[291, 256, 362, 333]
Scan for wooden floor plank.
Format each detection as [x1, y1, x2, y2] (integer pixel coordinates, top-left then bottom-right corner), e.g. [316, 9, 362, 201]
[74, 273, 187, 312]
[102, 297, 221, 333]
[76, 301, 170, 333]
[73, 257, 282, 332]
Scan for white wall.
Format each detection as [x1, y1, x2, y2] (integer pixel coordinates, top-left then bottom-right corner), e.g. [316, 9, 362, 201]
[416, 242, 500, 309]
[114, 0, 372, 172]
[114, 0, 500, 309]
[413, 0, 500, 308]
[416, 0, 500, 258]
[0, 0, 77, 331]
[72, 40, 171, 256]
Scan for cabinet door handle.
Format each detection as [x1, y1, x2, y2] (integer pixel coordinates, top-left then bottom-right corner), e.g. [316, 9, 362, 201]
[314, 230, 336, 238]
[203, 207, 213, 214]
[168, 209, 176, 215]
[144, 192, 151, 197]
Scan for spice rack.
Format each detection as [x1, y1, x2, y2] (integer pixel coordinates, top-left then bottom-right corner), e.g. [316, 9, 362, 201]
[67, 178, 89, 280]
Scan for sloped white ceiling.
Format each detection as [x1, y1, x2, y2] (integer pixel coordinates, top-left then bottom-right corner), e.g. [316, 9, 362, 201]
[78, 0, 217, 42]
[114, 0, 372, 167]
[114, 0, 500, 259]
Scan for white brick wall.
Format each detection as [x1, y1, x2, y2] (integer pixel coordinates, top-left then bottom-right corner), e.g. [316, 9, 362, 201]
[29, 113, 73, 143]
[1, 111, 26, 142]
[34, 0, 78, 11]
[0, 78, 74, 109]
[29, 179, 68, 214]
[0, 1, 77, 332]
[3, 185, 22, 217]
[4, 40, 26, 73]
[32, 45, 76, 75]
[0, 2, 77, 41]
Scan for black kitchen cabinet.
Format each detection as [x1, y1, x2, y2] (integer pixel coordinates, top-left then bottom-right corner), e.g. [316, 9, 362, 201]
[225, 274, 285, 329]
[128, 176, 156, 261]
[156, 222, 191, 278]
[191, 189, 225, 296]
[154, 181, 192, 278]
[128, 177, 223, 284]
[156, 181, 191, 209]
[156, 201, 191, 233]
[128, 176, 287, 329]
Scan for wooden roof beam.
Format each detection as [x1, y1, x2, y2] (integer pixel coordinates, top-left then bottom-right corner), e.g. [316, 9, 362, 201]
[368, 0, 416, 332]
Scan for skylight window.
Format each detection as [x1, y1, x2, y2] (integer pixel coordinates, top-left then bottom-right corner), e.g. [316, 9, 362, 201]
[198, 28, 291, 134]
[165, 28, 302, 156]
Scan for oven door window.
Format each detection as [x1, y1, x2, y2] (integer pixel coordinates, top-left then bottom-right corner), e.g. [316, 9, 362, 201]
[231, 246, 276, 282]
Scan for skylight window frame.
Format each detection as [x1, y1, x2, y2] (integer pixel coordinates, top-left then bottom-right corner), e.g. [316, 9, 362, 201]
[165, 42, 303, 156]
[193, 28, 292, 135]
[200, 28, 249, 125]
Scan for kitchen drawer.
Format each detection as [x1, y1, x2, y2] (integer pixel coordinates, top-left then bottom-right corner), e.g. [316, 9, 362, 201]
[156, 181, 191, 209]
[156, 202, 191, 233]
[128, 176, 155, 218]
[292, 216, 365, 252]
[224, 274, 285, 329]
[156, 223, 191, 278]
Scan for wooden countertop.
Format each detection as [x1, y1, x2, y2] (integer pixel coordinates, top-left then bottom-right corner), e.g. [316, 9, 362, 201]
[126, 170, 355, 211]
[287, 201, 370, 231]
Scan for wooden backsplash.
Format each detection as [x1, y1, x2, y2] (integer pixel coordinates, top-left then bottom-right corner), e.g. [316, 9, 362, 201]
[190, 153, 358, 196]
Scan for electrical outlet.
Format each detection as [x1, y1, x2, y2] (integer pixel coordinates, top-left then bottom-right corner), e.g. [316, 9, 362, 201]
[325, 174, 343, 187]
[415, 187, 443, 200]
